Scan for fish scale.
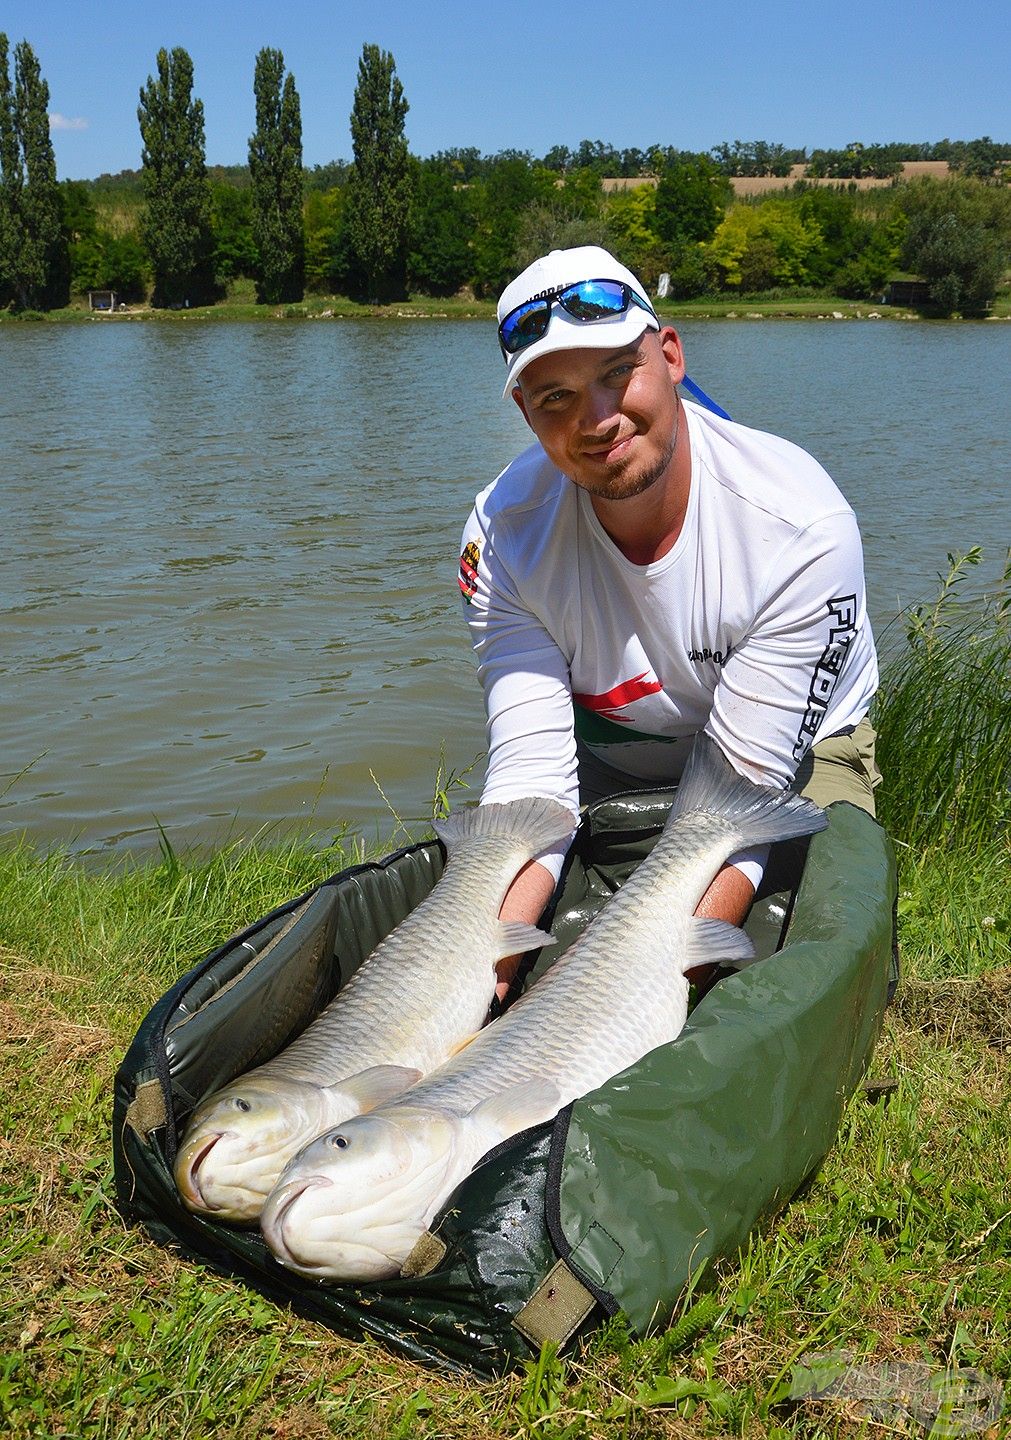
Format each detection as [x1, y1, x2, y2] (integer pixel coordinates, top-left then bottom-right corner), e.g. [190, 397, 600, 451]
[388, 807, 739, 1117]
[262, 827, 564, 1080]
[174, 794, 574, 1222]
[260, 736, 831, 1281]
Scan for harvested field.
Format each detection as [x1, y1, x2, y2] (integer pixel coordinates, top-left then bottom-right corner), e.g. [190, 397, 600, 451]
[601, 161, 954, 197]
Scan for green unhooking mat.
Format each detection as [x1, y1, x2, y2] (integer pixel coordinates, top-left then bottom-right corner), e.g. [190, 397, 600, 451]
[113, 794, 896, 1374]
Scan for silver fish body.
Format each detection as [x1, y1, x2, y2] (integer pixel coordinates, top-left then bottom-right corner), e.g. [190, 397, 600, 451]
[261, 736, 828, 1279]
[174, 795, 574, 1221]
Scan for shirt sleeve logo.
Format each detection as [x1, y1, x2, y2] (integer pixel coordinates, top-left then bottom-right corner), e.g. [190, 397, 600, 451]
[792, 594, 858, 761]
[458, 540, 480, 604]
[687, 644, 733, 665]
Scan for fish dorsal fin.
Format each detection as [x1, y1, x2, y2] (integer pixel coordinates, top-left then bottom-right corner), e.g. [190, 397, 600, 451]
[495, 921, 556, 960]
[470, 1078, 562, 1141]
[333, 1064, 422, 1112]
[684, 917, 755, 971]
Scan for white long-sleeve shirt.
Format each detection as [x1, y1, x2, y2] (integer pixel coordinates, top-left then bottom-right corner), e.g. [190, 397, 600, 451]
[459, 400, 878, 883]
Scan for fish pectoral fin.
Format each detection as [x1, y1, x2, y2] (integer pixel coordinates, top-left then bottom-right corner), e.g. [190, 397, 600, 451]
[495, 921, 556, 959]
[471, 1078, 562, 1139]
[684, 917, 756, 971]
[335, 1064, 423, 1111]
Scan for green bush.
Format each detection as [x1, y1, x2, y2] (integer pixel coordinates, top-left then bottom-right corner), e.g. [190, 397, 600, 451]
[663, 246, 718, 299]
[899, 178, 1011, 315]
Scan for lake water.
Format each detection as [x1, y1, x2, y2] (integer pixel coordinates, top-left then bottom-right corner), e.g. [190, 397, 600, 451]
[2, 317, 1008, 856]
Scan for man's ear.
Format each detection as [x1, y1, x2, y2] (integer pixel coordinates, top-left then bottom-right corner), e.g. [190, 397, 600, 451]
[658, 326, 686, 385]
[511, 385, 531, 426]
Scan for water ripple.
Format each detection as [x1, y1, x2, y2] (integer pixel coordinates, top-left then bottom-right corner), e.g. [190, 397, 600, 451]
[2, 319, 1008, 855]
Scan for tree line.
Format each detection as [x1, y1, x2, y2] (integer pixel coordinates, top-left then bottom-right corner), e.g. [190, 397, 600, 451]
[2, 34, 1010, 317]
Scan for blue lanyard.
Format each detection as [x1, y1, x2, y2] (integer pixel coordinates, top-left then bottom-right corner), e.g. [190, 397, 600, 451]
[680, 374, 732, 421]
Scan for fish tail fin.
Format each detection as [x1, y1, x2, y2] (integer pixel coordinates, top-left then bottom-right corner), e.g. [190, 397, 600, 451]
[670, 733, 828, 848]
[433, 796, 575, 860]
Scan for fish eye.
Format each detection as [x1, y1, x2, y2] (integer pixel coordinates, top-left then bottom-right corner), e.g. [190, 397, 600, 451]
[329, 1134, 349, 1150]
[234, 1097, 252, 1113]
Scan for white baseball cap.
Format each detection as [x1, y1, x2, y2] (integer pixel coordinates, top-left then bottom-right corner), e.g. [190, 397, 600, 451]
[497, 245, 659, 396]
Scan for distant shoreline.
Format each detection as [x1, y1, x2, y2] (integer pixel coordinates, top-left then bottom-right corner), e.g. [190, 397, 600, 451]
[4, 293, 1010, 324]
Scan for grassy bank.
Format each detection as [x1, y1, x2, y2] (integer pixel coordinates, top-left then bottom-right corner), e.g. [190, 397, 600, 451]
[5, 285, 1011, 325]
[0, 292, 494, 325]
[2, 558, 1009, 1438]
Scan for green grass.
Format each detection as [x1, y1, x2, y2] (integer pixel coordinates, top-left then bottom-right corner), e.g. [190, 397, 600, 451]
[0, 291, 496, 326]
[9, 288, 1010, 324]
[659, 289, 1011, 321]
[2, 555, 1009, 1437]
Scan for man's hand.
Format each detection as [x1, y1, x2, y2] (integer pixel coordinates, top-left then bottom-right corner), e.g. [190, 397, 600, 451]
[493, 856, 753, 1010]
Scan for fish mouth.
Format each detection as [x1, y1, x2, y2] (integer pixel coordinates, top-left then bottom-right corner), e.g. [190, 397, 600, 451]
[178, 1133, 224, 1211]
[261, 1175, 333, 1274]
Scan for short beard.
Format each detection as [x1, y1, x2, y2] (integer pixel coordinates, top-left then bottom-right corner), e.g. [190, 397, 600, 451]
[573, 402, 680, 502]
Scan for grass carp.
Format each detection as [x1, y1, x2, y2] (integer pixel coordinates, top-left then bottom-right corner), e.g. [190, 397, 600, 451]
[259, 735, 828, 1280]
[174, 795, 574, 1222]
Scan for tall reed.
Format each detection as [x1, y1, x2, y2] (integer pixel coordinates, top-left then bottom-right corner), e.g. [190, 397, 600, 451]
[873, 546, 1011, 856]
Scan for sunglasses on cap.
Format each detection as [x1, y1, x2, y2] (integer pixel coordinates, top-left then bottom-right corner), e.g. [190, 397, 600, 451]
[498, 278, 658, 358]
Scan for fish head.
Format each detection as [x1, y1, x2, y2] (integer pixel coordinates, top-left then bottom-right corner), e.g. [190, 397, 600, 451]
[173, 1074, 348, 1224]
[260, 1105, 469, 1281]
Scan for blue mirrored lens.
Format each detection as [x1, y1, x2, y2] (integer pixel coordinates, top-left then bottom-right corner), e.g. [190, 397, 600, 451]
[500, 298, 552, 353]
[558, 280, 628, 320]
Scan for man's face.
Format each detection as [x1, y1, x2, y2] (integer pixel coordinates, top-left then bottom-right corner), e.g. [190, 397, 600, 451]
[512, 328, 686, 502]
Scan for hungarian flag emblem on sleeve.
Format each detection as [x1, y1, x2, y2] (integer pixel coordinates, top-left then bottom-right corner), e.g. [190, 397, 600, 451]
[458, 540, 480, 604]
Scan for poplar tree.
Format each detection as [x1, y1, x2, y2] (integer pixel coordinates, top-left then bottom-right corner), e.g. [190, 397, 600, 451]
[0, 34, 18, 306]
[248, 48, 304, 304]
[344, 43, 411, 302]
[138, 47, 215, 307]
[0, 35, 68, 309]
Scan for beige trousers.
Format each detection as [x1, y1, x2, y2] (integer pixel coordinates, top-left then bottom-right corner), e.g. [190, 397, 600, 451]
[576, 716, 883, 815]
[792, 717, 882, 817]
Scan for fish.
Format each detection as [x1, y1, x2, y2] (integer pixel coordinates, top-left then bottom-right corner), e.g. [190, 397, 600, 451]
[259, 734, 829, 1281]
[173, 795, 574, 1223]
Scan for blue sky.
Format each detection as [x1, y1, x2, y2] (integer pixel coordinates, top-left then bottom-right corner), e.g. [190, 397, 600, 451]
[4, 0, 1009, 180]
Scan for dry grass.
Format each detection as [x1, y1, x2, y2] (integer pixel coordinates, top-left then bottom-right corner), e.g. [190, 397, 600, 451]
[894, 968, 1011, 1051]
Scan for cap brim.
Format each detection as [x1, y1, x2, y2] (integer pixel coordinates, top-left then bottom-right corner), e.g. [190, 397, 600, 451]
[502, 311, 659, 398]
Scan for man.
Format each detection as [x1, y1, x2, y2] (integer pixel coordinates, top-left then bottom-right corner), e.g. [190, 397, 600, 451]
[459, 246, 880, 1001]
